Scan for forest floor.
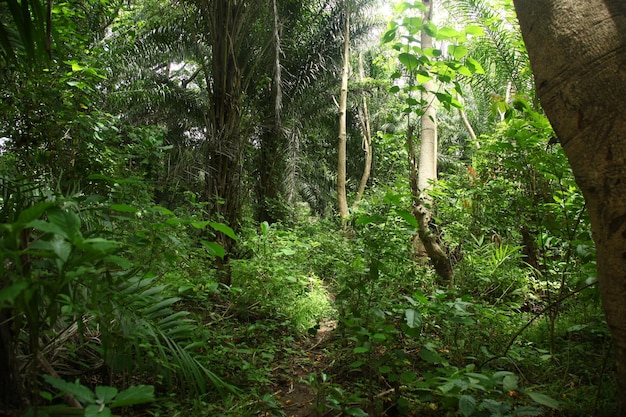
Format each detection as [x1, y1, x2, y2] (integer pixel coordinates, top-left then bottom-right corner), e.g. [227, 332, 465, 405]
[272, 319, 337, 417]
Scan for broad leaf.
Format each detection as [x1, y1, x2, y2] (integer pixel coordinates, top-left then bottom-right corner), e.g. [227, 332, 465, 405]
[109, 204, 137, 213]
[448, 44, 468, 60]
[398, 52, 419, 71]
[202, 241, 226, 258]
[43, 375, 95, 405]
[95, 386, 117, 404]
[459, 395, 476, 417]
[209, 222, 237, 240]
[110, 385, 155, 408]
[527, 391, 560, 410]
[405, 309, 422, 329]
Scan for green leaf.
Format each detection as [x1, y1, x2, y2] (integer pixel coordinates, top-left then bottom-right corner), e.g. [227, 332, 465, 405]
[85, 404, 111, 417]
[353, 346, 370, 354]
[202, 241, 226, 259]
[16, 202, 55, 225]
[405, 309, 422, 329]
[382, 28, 397, 43]
[395, 209, 418, 228]
[459, 395, 477, 417]
[448, 44, 468, 60]
[43, 375, 95, 405]
[423, 22, 437, 38]
[190, 221, 211, 229]
[260, 221, 270, 235]
[437, 27, 459, 40]
[402, 16, 422, 35]
[109, 204, 137, 213]
[95, 386, 117, 404]
[110, 385, 155, 408]
[416, 73, 432, 84]
[209, 222, 237, 240]
[419, 347, 443, 364]
[503, 374, 519, 391]
[400, 371, 417, 382]
[465, 25, 485, 36]
[466, 57, 485, 74]
[345, 408, 368, 417]
[398, 52, 419, 71]
[50, 235, 72, 262]
[389, 85, 400, 94]
[527, 391, 560, 410]
[0, 281, 28, 307]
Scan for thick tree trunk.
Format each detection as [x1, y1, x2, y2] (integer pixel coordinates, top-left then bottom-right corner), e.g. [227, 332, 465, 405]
[513, 1, 626, 413]
[256, 0, 285, 224]
[337, 0, 350, 222]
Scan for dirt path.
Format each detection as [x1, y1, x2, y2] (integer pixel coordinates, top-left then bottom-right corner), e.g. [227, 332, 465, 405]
[273, 320, 337, 417]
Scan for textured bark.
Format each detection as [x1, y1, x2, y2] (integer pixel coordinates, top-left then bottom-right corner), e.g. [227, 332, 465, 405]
[410, 0, 452, 284]
[202, 1, 251, 231]
[417, 0, 438, 196]
[353, 51, 372, 208]
[513, 0, 626, 413]
[407, 126, 452, 284]
[337, 0, 350, 221]
[256, 0, 285, 224]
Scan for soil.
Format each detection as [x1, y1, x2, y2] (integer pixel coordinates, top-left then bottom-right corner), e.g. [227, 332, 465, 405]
[273, 319, 337, 417]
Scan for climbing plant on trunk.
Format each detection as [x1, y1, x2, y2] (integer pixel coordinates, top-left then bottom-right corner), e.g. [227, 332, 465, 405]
[384, 0, 485, 283]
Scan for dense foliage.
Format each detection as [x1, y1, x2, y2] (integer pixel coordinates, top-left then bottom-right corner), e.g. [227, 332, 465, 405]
[0, 0, 615, 416]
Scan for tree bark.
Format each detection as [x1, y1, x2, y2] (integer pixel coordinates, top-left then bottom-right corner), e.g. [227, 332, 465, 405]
[410, 0, 452, 284]
[337, 0, 350, 222]
[512, 1, 626, 413]
[353, 51, 372, 208]
[256, 0, 285, 224]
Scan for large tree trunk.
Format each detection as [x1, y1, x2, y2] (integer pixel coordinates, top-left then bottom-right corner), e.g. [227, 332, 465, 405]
[337, 0, 350, 222]
[512, 1, 626, 413]
[256, 0, 285, 224]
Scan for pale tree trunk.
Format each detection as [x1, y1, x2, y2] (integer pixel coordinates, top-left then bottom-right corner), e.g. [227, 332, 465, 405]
[353, 51, 372, 208]
[513, 0, 626, 413]
[337, 0, 350, 221]
[411, 0, 453, 284]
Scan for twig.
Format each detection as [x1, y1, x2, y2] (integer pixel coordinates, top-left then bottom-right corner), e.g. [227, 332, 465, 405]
[38, 354, 83, 409]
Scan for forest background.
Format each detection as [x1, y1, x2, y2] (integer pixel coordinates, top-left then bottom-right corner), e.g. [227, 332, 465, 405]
[0, 0, 614, 416]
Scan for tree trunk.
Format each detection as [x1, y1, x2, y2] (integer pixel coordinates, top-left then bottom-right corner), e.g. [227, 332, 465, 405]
[407, 125, 452, 284]
[256, 0, 285, 224]
[337, 0, 350, 222]
[353, 51, 372, 208]
[512, 1, 626, 413]
[410, 0, 452, 284]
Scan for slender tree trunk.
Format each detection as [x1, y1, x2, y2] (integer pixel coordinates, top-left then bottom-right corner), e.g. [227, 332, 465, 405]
[411, 0, 452, 284]
[353, 51, 372, 208]
[337, 0, 350, 222]
[513, 0, 626, 413]
[408, 125, 452, 283]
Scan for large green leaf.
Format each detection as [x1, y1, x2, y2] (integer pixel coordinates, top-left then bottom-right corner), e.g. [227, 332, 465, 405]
[43, 375, 95, 405]
[110, 385, 155, 408]
[459, 395, 476, 417]
[398, 52, 419, 71]
[527, 391, 560, 410]
[209, 222, 237, 240]
[202, 241, 226, 258]
[404, 308, 422, 328]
